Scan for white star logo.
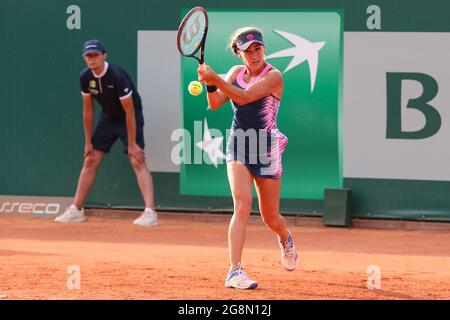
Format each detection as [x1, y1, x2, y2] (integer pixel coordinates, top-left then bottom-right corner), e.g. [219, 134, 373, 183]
[196, 119, 226, 168]
[265, 30, 325, 92]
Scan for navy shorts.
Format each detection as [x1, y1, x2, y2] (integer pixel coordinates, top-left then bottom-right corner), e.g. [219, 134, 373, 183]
[91, 114, 145, 154]
[225, 128, 288, 179]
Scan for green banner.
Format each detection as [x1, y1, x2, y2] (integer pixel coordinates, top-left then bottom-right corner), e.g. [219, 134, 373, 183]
[180, 10, 343, 199]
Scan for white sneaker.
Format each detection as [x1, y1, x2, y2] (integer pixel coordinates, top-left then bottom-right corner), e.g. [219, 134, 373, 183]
[278, 231, 299, 271]
[54, 205, 86, 223]
[225, 265, 258, 290]
[133, 208, 158, 227]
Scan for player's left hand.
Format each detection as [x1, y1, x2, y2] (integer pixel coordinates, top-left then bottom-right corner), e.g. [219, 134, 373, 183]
[128, 144, 145, 165]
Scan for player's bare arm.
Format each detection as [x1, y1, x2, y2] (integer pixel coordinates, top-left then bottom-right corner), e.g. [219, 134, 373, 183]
[82, 93, 95, 158]
[120, 96, 145, 165]
[200, 65, 241, 110]
[198, 65, 282, 105]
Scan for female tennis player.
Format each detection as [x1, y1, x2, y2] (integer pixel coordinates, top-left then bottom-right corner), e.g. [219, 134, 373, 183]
[197, 27, 298, 290]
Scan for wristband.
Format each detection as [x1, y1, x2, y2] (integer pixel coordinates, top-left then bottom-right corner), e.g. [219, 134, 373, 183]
[206, 85, 218, 93]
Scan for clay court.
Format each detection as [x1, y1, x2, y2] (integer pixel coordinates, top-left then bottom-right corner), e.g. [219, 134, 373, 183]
[0, 211, 449, 300]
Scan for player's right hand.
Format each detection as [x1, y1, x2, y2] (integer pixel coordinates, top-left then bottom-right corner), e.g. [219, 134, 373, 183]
[197, 64, 216, 85]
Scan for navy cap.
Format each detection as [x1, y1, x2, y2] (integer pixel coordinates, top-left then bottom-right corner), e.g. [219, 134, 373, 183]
[236, 30, 264, 51]
[82, 39, 106, 55]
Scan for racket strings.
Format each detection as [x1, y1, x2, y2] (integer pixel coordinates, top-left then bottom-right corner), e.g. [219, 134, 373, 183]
[179, 11, 207, 56]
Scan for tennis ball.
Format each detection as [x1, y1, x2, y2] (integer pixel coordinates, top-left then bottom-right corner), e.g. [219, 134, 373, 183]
[188, 81, 203, 96]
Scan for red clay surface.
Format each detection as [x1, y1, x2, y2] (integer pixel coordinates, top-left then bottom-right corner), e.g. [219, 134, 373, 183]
[0, 212, 449, 300]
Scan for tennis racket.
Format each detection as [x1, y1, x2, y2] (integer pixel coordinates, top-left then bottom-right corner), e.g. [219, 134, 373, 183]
[176, 7, 209, 65]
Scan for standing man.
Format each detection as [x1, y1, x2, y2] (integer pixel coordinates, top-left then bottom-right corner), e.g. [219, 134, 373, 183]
[55, 39, 157, 227]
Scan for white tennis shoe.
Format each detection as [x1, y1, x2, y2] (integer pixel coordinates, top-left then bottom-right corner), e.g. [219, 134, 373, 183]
[133, 208, 158, 227]
[225, 265, 258, 290]
[278, 231, 299, 271]
[54, 205, 86, 223]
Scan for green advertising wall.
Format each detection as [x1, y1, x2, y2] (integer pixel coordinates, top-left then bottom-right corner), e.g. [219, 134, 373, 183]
[1, 0, 450, 221]
[180, 10, 343, 199]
